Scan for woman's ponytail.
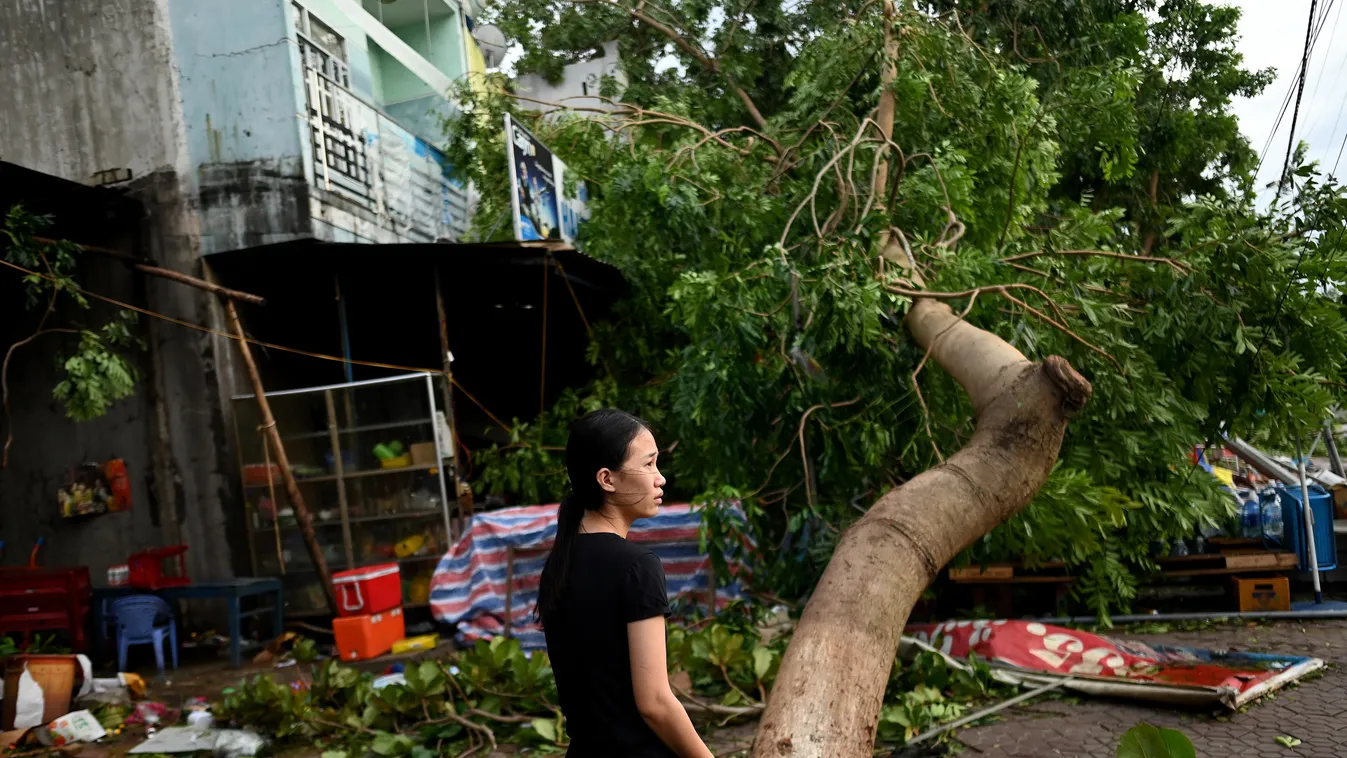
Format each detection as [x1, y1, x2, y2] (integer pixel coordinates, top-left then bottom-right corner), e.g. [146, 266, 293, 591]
[535, 409, 650, 624]
[536, 493, 584, 621]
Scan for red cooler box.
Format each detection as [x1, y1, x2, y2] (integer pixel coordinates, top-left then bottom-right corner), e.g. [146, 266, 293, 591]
[332, 563, 401, 617]
[333, 608, 404, 661]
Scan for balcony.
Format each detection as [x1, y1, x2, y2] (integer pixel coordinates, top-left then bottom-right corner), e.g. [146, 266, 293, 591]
[293, 0, 469, 244]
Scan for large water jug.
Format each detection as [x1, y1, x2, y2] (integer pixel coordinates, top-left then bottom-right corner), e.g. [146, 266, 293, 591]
[1240, 495, 1262, 539]
[1262, 492, 1284, 541]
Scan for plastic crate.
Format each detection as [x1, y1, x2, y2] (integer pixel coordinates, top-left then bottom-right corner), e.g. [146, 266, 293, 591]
[1279, 483, 1338, 572]
[1233, 576, 1291, 613]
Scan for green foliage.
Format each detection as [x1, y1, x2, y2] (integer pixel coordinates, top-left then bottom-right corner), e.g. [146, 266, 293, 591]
[451, 0, 1347, 620]
[0, 633, 70, 656]
[219, 625, 1003, 751]
[2, 205, 141, 423]
[1117, 722, 1196, 758]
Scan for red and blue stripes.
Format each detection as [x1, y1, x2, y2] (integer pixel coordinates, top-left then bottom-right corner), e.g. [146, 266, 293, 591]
[430, 503, 749, 649]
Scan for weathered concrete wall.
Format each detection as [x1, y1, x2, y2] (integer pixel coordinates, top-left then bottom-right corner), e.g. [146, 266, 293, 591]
[125, 169, 246, 584]
[166, 0, 313, 255]
[0, 259, 160, 574]
[0, 0, 183, 180]
[0, 0, 244, 585]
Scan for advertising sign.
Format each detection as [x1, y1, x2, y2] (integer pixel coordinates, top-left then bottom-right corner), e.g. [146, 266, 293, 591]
[505, 113, 561, 241]
[505, 114, 590, 245]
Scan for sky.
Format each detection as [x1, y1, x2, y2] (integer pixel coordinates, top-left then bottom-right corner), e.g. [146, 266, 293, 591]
[1229, 0, 1347, 195]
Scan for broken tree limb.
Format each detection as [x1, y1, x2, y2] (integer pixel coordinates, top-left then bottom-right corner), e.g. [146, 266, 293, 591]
[753, 299, 1091, 758]
[224, 298, 337, 614]
[33, 236, 266, 305]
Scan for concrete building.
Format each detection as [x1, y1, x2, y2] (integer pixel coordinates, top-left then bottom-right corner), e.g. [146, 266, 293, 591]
[0, 0, 489, 586]
[514, 40, 626, 116]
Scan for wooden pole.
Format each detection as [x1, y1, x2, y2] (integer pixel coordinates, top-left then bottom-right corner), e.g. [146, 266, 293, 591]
[434, 266, 472, 524]
[224, 298, 337, 613]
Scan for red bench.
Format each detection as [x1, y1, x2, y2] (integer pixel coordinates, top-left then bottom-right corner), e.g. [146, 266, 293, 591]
[0, 566, 92, 651]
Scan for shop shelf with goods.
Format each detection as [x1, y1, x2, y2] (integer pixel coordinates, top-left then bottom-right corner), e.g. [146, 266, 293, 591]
[232, 373, 457, 617]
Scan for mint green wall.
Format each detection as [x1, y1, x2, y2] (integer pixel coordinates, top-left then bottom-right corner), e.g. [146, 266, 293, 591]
[374, 16, 463, 104]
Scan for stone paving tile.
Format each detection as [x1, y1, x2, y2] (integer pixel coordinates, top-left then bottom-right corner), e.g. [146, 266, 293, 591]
[954, 620, 1347, 757]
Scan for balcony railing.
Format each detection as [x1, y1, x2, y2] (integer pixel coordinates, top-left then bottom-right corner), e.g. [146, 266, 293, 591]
[297, 36, 468, 242]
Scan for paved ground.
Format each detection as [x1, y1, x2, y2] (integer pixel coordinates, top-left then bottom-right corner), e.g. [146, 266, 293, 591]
[93, 620, 1347, 757]
[951, 619, 1347, 757]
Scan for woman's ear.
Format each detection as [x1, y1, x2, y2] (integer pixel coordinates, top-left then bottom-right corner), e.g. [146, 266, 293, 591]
[596, 467, 617, 493]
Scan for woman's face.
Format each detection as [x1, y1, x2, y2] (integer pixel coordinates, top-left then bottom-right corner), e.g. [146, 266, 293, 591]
[602, 428, 666, 519]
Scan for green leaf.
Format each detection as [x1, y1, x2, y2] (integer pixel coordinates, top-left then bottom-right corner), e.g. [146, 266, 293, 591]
[1117, 723, 1196, 758]
[1275, 736, 1303, 748]
[531, 717, 558, 743]
[752, 647, 776, 681]
[370, 733, 412, 757]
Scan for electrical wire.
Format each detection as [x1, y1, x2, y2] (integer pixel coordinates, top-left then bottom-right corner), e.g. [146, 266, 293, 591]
[1256, 0, 1336, 179]
[1276, 0, 1323, 199]
[0, 256, 517, 434]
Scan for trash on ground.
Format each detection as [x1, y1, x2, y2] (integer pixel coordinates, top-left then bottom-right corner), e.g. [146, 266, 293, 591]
[129, 727, 265, 757]
[371, 673, 407, 690]
[44, 710, 108, 745]
[125, 701, 179, 727]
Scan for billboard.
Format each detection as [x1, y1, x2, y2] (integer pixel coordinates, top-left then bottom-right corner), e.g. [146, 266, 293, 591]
[505, 114, 590, 245]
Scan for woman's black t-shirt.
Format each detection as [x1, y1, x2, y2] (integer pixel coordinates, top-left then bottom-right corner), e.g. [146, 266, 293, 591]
[541, 532, 677, 758]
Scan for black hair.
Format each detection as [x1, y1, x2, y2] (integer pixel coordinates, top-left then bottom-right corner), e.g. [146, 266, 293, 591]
[536, 408, 650, 623]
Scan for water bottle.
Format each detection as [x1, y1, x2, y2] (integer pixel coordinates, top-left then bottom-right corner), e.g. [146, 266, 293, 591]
[1262, 492, 1284, 542]
[1240, 496, 1262, 539]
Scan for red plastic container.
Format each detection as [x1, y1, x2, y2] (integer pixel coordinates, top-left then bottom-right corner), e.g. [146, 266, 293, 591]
[333, 607, 404, 661]
[128, 545, 191, 590]
[332, 563, 401, 617]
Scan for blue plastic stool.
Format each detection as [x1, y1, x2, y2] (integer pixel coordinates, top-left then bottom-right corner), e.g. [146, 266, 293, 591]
[110, 595, 178, 673]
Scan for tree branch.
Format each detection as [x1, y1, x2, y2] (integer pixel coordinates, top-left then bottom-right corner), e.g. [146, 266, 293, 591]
[565, 0, 777, 148]
[1000, 249, 1192, 274]
[3, 325, 79, 468]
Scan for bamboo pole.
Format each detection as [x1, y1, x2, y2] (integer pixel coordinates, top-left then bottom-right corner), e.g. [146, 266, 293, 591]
[434, 267, 472, 525]
[224, 298, 337, 613]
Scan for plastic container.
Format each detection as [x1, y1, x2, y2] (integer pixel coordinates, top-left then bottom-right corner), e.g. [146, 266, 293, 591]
[1, 655, 79, 730]
[380, 454, 412, 470]
[128, 545, 191, 590]
[1239, 496, 1262, 539]
[1261, 492, 1284, 542]
[333, 608, 404, 661]
[332, 563, 401, 617]
[1233, 575, 1291, 612]
[1279, 482, 1338, 572]
[391, 634, 439, 655]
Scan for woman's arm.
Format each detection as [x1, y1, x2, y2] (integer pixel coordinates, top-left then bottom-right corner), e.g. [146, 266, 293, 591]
[628, 616, 714, 758]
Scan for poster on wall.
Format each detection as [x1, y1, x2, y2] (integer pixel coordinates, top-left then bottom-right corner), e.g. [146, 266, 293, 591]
[505, 114, 561, 241]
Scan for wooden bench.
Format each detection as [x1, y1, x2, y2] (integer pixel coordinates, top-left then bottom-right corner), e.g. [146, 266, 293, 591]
[948, 548, 1299, 616]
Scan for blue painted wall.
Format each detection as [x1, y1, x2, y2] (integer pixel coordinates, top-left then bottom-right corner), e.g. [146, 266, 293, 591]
[167, 0, 303, 169]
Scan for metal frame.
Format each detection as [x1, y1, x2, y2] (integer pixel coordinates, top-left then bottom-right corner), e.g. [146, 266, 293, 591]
[232, 372, 457, 614]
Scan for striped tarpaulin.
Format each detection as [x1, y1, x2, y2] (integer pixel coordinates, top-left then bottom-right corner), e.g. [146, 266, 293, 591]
[430, 503, 748, 649]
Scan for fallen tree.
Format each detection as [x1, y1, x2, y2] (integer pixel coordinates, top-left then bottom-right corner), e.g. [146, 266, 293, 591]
[447, 0, 1347, 754]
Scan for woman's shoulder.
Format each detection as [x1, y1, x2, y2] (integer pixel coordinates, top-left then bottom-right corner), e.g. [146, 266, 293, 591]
[579, 533, 661, 570]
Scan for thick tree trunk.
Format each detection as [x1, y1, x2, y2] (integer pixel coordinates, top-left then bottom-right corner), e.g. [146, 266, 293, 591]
[752, 299, 1091, 758]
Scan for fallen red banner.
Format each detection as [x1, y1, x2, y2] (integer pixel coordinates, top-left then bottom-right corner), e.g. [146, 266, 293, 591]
[903, 620, 1323, 709]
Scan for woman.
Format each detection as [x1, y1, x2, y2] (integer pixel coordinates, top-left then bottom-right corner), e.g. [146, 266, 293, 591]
[538, 409, 714, 758]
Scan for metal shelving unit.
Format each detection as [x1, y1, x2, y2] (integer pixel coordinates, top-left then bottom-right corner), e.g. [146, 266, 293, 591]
[231, 373, 456, 616]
